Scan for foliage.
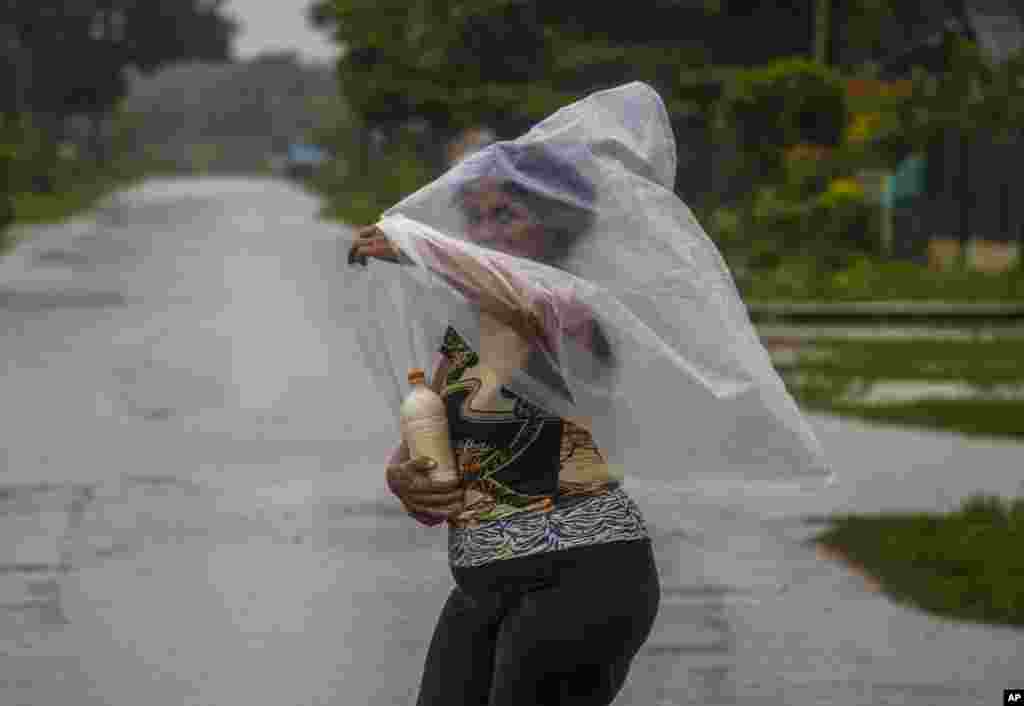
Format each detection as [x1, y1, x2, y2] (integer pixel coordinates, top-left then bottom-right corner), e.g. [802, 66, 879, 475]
[789, 337, 1024, 388]
[714, 169, 881, 277]
[803, 394, 1024, 441]
[845, 37, 1024, 168]
[779, 336, 1024, 442]
[0, 102, 176, 246]
[310, 0, 788, 144]
[308, 0, 937, 143]
[307, 90, 356, 149]
[895, 35, 1005, 148]
[813, 494, 1024, 626]
[742, 252, 1024, 302]
[0, 113, 52, 194]
[0, 146, 13, 237]
[311, 126, 435, 227]
[706, 35, 1024, 290]
[1, 0, 239, 242]
[2, 1, 237, 120]
[714, 57, 849, 183]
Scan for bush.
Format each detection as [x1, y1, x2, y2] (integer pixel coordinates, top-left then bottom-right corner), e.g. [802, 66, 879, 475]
[312, 129, 435, 227]
[0, 114, 60, 195]
[748, 256, 830, 299]
[747, 252, 1024, 302]
[717, 57, 849, 180]
[733, 174, 881, 274]
[809, 181, 881, 268]
[0, 135, 14, 238]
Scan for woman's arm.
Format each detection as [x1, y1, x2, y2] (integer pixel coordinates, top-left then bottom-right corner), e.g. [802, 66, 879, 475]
[352, 224, 610, 409]
[350, 224, 605, 362]
[416, 239, 552, 350]
[354, 224, 550, 349]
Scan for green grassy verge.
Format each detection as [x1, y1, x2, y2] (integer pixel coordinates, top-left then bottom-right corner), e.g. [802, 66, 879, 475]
[2, 159, 176, 257]
[741, 256, 1024, 302]
[11, 179, 125, 226]
[780, 337, 1024, 439]
[811, 494, 1024, 627]
[798, 396, 1024, 440]
[315, 189, 389, 231]
[790, 337, 1024, 385]
[2, 179, 130, 257]
[309, 142, 436, 229]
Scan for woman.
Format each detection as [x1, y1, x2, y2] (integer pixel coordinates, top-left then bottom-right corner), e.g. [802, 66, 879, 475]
[348, 142, 660, 706]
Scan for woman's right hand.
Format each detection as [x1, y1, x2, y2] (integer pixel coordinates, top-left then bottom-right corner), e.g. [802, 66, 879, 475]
[347, 225, 401, 266]
[386, 456, 464, 526]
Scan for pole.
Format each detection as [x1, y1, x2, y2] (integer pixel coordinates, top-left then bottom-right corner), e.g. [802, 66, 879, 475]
[814, 0, 830, 65]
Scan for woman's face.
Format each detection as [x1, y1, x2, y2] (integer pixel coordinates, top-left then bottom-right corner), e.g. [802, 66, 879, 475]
[458, 179, 549, 260]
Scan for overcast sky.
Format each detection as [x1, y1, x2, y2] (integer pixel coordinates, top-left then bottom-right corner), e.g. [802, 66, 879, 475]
[223, 0, 339, 65]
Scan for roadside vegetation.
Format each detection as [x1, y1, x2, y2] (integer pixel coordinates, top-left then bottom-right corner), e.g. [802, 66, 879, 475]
[777, 337, 1024, 440]
[1, 0, 237, 256]
[310, 135, 434, 230]
[1, 111, 177, 257]
[810, 493, 1024, 627]
[740, 254, 1024, 302]
[791, 336, 1024, 628]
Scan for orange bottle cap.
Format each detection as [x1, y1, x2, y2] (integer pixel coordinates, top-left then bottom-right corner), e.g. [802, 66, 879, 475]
[408, 368, 426, 385]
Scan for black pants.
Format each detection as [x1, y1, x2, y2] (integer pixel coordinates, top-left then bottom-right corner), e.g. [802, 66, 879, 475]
[416, 539, 660, 706]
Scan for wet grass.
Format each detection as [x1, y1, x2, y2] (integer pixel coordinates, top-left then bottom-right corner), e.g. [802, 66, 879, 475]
[10, 176, 135, 228]
[742, 257, 1024, 302]
[316, 190, 383, 231]
[800, 397, 1024, 440]
[790, 337, 1024, 386]
[781, 337, 1024, 440]
[811, 494, 1024, 628]
[795, 341, 1024, 628]
[2, 159, 177, 258]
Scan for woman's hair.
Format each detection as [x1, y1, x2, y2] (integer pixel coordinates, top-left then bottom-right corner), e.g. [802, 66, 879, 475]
[453, 142, 598, 268]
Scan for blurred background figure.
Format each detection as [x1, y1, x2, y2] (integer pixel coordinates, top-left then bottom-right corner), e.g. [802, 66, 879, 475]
[285, 142, 329, 180]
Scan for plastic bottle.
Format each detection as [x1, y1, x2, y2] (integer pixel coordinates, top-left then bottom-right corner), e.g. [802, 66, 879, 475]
[399, 368, 459, 485]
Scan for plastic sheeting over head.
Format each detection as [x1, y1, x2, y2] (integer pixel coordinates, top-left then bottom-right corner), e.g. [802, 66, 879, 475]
[341, 81, 833, 490]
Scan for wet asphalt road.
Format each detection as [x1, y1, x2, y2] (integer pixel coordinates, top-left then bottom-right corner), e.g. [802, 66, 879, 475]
[1, 177, 1022, 705]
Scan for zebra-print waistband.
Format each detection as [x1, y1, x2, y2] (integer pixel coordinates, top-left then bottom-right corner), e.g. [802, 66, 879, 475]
[447, 486, 650, 569]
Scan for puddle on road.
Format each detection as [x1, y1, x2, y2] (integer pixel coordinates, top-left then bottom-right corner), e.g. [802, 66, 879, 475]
[122, 475, 204, 496]
[0, 474, 440, 649]
[106, 358, 226, 422]
[0, 288, 127, 312]
[33, 249, 93, 267]
[0, 484, 91, 646]
[0, 483, 82, 518]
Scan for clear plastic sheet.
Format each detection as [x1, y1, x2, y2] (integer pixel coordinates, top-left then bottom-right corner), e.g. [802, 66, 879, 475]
[341, 82, 833, 490]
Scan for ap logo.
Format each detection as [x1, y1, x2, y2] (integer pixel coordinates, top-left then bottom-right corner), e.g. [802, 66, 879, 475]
[1007, 690, 1023, 703]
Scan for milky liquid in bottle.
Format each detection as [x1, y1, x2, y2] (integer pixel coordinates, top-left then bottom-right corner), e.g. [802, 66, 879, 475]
[400, 368, 459, 484]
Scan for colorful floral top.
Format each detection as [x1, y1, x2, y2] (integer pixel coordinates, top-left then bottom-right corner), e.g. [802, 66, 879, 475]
[438, 325, 649, 568]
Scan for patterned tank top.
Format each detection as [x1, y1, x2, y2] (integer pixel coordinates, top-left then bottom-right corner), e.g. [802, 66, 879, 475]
[438, 326, 649, 568]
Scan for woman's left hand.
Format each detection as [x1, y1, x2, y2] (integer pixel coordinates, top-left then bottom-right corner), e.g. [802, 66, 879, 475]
[347, 225, 401, 266]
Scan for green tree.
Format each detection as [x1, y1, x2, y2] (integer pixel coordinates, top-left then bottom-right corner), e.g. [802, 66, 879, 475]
[1, 0, 239, 226]
[3, 0, 237, 126]
[308, 0, 721, 153]
[123, 0, 238, 74]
